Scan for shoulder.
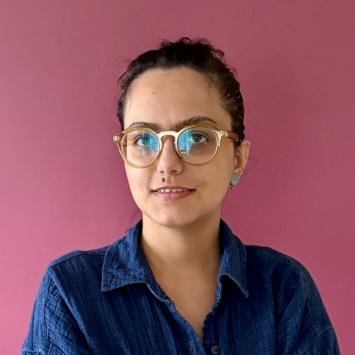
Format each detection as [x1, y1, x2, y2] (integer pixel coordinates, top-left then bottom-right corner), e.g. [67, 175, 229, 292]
[245, 243, 305, 269]
[244, 244, 323, 310]
[21, 245, 111, 353]
[46, 243, 109, 275]
[48, 244, 109, 267]
[244, 244, 314, 288]
[243, 244, 339, 353]
[36, 243, 114, 300]
[47, 229, 135, 269]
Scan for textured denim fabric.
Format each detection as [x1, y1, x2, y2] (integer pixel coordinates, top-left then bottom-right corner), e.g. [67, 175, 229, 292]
[22, 219, 340, 354]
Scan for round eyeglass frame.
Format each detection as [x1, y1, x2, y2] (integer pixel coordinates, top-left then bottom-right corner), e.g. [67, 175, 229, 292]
[112, 124, 241, 168]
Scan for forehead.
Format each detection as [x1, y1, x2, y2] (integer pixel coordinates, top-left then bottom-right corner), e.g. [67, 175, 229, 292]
[124, 67, 231, 130]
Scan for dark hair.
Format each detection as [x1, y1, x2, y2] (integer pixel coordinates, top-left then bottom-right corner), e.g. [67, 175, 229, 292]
[116, 37, 245, 145]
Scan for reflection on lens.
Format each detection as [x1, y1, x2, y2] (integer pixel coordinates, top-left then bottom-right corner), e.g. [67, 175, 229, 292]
[178, 127, 217, 164]
[122, 129, 159, 166]
[121, 127, 218, 167]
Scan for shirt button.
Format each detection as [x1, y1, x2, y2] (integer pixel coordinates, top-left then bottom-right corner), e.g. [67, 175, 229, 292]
[211, 345, 219, 354]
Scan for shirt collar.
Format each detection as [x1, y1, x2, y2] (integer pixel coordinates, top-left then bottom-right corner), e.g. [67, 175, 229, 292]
[218, 219, 249, 298]
[101, 218, 249, 299]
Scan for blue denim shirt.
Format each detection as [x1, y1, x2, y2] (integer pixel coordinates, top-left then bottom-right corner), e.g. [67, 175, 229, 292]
[22, 219, 340, 354]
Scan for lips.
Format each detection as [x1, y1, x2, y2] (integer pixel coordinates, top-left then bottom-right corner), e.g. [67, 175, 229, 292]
[151, 186, 195, 202]
[151, 185, 195, 192]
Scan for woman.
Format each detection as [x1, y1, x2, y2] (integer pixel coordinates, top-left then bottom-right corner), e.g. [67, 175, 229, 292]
[22, 37, 340, 354]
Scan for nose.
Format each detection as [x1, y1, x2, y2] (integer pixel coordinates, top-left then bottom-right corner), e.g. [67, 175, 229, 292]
[156, 136, 184, 174]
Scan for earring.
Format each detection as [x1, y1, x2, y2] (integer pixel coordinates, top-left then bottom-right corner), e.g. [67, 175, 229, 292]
[229, 173, 240, 189]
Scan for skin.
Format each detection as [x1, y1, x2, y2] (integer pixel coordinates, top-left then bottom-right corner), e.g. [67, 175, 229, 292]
[123, 66, 251, 337]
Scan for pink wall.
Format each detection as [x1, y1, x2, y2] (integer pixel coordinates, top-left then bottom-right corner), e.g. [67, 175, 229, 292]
[1, 0, 354, 353]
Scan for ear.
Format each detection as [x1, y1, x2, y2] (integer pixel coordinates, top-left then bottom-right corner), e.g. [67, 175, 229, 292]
[233, 139, 251, 176]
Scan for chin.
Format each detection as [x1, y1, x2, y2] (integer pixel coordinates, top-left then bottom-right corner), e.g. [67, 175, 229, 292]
[144, 205, 220, 228]
[143, 210, 199, 228]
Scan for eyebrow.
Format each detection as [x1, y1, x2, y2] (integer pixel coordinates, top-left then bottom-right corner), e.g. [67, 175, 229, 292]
[127, 116, 218, 131]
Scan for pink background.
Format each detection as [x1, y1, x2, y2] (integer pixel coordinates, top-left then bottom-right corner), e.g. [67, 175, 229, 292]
[1, 0, 354, 353]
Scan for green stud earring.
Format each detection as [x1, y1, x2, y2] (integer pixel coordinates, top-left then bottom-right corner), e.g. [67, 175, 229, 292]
[229, 173, 240, 189]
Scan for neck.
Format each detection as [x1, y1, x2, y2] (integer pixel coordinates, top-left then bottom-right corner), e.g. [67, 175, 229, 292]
[140, 210, 222, 275]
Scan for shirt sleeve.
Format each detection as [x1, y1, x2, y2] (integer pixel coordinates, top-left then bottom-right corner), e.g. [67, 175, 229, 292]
[302, 327, 340, 355]
[274, 258, 341, 355]
[21, 267, 91, 355]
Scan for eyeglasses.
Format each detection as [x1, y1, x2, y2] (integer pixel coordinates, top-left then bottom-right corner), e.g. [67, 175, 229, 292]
[112, 124, 240, 168]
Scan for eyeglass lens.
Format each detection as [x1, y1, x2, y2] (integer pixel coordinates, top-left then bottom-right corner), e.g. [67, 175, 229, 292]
[120, 127, 218, 166]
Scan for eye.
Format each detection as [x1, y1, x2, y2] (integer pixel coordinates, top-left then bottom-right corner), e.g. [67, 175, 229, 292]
[133, 133, 152, 146]
[190, 132, 208, 144]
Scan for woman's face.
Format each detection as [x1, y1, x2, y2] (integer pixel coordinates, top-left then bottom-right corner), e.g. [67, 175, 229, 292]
[123, 66, 250, 227]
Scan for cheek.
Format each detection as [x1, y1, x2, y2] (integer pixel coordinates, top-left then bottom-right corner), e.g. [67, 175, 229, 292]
[210, 170, 231, 195]
[124, 167, 148, 198]
[202, 162, 231, 192]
